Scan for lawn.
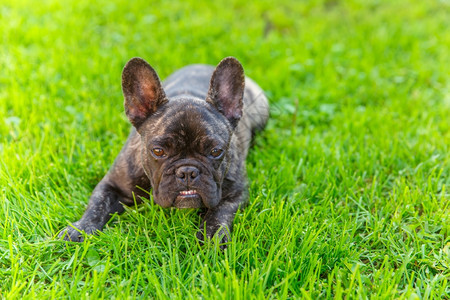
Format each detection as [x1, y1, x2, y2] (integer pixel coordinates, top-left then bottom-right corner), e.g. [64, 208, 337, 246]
[1, 0, 449, 298]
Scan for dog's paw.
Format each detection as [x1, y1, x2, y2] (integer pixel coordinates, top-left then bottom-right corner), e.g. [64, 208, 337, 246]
[58, 222, 100, 242]
[196, 224, 230, 250]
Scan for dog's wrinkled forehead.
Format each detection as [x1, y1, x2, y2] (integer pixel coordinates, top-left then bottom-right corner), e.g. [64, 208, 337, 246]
[141, 98, 231, 147]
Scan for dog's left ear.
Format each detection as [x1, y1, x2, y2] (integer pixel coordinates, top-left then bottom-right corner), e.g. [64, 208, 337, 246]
[207, 57, 245, 128]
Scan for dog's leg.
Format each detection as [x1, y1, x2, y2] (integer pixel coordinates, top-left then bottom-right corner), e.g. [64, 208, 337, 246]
[59, 130, 149, 242]
[59, 180, 131, 242]
[196, 196, 242, 249]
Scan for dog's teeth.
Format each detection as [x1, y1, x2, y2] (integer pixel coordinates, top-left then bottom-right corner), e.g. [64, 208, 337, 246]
[180, 190, 197, 195]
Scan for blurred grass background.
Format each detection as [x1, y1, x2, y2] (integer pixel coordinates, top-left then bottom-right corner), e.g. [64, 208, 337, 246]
[0, 0, 449, 298]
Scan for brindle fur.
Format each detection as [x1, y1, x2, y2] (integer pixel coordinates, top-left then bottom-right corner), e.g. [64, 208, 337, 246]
[59, 57, 268, 247]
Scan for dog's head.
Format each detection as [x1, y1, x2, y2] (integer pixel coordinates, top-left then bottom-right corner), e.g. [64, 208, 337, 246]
[122, 57, 245, 209]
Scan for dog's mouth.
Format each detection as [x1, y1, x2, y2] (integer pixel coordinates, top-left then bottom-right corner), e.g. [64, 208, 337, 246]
[174, 189, 204, 208]
[179, 189, 198, 196]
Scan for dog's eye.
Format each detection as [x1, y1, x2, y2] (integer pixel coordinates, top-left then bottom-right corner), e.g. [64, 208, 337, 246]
[210, 148, 224, 158]
[152, 148, 165, 157]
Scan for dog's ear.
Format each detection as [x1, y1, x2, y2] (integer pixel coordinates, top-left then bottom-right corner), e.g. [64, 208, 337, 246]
[122, 57, 167, 128]
[207, 57, 245, 128]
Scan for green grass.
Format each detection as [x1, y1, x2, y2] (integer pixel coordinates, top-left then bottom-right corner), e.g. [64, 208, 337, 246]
[1, 0, 449, 298]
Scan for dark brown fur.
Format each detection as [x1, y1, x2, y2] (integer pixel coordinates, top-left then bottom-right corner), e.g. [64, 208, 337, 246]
[59, 57, 269, 247]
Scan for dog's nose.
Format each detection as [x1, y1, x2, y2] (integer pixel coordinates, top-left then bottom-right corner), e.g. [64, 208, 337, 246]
[176, 166, 199, 183]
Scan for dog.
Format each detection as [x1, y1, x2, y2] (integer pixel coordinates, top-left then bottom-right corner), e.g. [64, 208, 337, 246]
[59, 57, 269, 246]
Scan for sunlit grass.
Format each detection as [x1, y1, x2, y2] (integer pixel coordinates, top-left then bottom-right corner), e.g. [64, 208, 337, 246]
[0, 0, 449, 298]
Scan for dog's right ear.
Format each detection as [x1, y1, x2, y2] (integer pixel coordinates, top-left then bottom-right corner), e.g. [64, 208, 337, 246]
[122, 57, 167, 128]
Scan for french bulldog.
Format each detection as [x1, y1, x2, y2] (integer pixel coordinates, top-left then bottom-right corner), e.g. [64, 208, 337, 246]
[59, 57, 269, 246]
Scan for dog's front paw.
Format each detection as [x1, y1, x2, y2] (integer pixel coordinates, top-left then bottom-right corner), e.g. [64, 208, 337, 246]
[196, 224, 231, 250]
[58, 222, 100, 242]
